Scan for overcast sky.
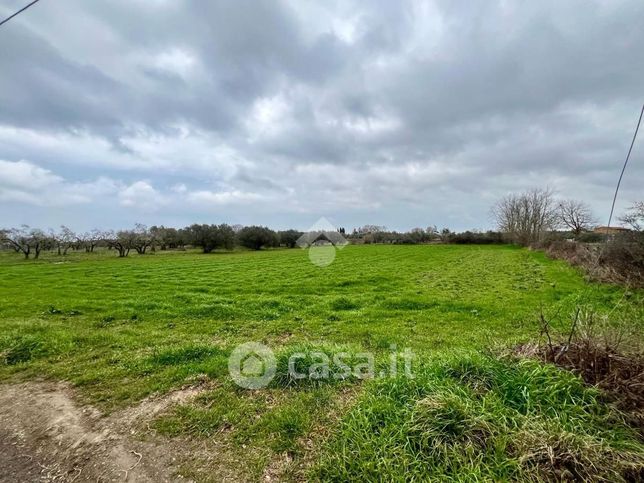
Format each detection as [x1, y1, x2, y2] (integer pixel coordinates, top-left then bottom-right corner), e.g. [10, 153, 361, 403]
[1, 0, 642, 232]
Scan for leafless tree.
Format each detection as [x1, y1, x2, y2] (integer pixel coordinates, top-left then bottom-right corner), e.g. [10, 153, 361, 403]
[79, 229, 106, 252]
[557, 199, 596, 237]
[105, 224, 154, 257]
[492, 188, 558, 245]
[132, 223, 155, 254]
[620, 201, 644, 231]
[426, 225, 439, 238]
[51, 225, 76, 255]
[1, 225, 48, 259]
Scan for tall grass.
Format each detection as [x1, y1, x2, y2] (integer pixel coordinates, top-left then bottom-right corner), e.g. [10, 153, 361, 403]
[314, 354, 644, 482]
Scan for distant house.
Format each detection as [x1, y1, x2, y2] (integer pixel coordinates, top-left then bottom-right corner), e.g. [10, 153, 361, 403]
[593, 226, 631, 235]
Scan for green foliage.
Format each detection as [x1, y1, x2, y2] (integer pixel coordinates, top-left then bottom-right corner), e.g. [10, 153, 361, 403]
[237, 225, 279, 250]
[186, 223, 235, 253]
[314, 354, 644, 482]
[278, 229, 303, 248]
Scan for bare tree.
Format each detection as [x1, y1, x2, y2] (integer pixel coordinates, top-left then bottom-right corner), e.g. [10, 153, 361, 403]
[82, 229, 106, 252]
[0, 229, 15, 252]
[620, 201, 644, 231]
[51, 225, 76, 255]
[557, 199, 596, 237]
[492, 188, 558, 245]
[105, 224, 154, 257]
[1, 225, 48, 259]
[132, 224, 154, 254]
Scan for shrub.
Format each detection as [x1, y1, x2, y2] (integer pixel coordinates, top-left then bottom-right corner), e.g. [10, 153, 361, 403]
[546, 237, 644, 287]
[447, 230, 505, 244]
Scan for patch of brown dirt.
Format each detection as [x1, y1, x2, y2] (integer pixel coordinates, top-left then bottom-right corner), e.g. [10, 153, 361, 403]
[0, 381, 213, 482]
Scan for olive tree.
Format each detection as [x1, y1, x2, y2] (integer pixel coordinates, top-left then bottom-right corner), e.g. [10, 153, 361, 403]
[106, 229, 137, 257]
[278, 229, 303, 248]
[187, 224, 235, 253]
[150, 225, 183, 250]
[237, 226, 279, 250]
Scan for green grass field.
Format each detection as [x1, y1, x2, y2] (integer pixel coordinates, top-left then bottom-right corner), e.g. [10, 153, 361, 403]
[1, 245, 642, 480]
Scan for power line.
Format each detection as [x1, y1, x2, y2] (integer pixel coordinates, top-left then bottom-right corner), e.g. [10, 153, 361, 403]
[607, 103, 644, 228]
[0, 0, 41, 28]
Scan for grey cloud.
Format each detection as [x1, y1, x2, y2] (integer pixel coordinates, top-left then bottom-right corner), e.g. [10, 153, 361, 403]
[0, 0, 642, 231]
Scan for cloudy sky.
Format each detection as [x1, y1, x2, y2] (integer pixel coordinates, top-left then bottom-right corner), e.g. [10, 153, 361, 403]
[1, 0, 642, 232]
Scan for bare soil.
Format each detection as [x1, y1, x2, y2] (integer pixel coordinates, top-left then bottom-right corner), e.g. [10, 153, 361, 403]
[0, 381, 217, 482]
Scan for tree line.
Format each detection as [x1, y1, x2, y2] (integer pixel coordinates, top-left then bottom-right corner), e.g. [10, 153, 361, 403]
[492, 188, 643, 246]
[2, 190, 641, 259]
[0, 224, 306, 259]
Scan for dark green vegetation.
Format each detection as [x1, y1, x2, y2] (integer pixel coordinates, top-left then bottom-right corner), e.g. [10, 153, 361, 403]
[1, 245, 642, 480]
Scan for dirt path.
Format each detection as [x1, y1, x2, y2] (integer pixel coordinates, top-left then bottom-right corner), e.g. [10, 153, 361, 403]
[0, 381, 209, 482]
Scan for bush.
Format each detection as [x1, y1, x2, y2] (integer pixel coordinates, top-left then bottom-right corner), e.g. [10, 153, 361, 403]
[447, 230, 505, 244]
[546, 236, 644, 287]
[577, 231, 605, 243]
[598, 235, 644, 285]
[521, 303, 644, 434]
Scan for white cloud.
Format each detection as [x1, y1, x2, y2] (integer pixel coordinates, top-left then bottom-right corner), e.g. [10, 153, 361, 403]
[0, 160, 95, 206]
[118, 181, 166, 210]
[186, 189, 263, 206]
[0, 159, 63, 190]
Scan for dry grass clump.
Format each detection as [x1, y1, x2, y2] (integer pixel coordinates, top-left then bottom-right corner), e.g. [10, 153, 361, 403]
[546, 238, 644, 287]
[519, 304, 644, 433]
[514, 425, 643, 482]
